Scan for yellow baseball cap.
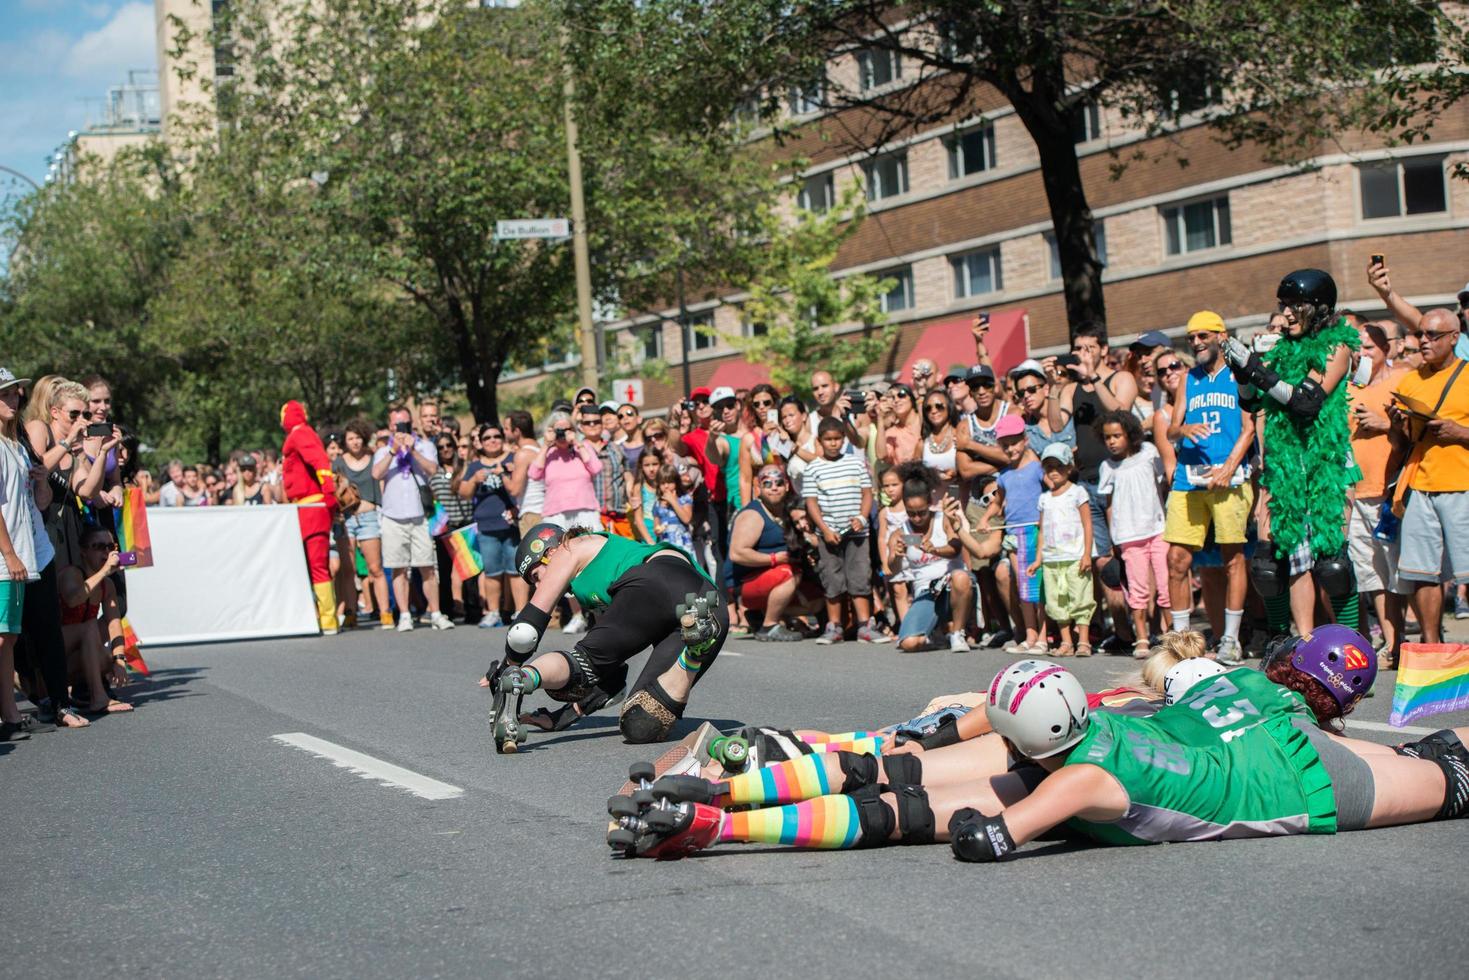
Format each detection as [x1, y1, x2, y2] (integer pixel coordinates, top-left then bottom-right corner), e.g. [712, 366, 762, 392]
[1186, 310, 1226, 334]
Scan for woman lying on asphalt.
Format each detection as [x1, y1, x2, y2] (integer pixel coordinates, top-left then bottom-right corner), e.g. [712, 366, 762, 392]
[608, 626, 1469, 858]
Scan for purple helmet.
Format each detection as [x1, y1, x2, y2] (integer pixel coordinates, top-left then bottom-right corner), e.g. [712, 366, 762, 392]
[1288, 625, 1377, 715]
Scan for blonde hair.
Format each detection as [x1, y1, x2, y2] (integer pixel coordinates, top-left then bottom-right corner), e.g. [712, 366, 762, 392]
[24, 375, 63, 427]
[1138, 630, 1208, 693]
[48, 380, 88, 413]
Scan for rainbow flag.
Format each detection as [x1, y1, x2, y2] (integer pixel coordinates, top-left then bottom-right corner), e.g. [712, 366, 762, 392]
[426, 502, 450, 537]
[119, 616, 150, 676]
[1390, 643, 1469, 727]
[445, 525, 483, 579]
[116, 487, 153, 568]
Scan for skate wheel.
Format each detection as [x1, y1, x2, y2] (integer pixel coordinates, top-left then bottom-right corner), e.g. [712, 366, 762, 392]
[631, 788, 656, 808]
[607, 828, 638, 851]
[645, 808, 679, 832]
[628, 761, 656, 784]
[608, 795, 639, 818]
[722, 737, 749, 764]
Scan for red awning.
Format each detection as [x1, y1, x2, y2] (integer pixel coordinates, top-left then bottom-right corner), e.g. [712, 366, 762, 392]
[900, 309, 1030, 385]
[706, 359, 772, 392]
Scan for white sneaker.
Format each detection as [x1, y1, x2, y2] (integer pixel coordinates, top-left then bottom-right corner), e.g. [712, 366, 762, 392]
[561, 613, 587, 635]
[396, 616, 414, 633]
[947, 631, 970, 653]
[430, 611, 456, 631]
[1216, 636, 1245, 665]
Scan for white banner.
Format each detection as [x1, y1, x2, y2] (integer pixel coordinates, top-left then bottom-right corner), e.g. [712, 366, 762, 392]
[125, 506, 320, 646]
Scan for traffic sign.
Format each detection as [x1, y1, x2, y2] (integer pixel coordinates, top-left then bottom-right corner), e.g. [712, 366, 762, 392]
[611, 378, 644, 407]
[495, 218, 570, 240]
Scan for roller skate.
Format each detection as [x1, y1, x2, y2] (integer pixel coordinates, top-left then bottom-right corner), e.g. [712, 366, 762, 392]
[707, 734, 751, 773]
[489, 664, 532, 754]
[606, 763, 724, 859]
[677, 592, 720, 655]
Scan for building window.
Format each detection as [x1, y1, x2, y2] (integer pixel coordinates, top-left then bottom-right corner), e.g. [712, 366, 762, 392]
[742, 315, 768, 338]
[1045, 223, 1108, 280]
[1069, 100, 1101, 143]
[788, 78, 825, 116]
[856, 48, 901, 91]
[946, 124, 996, 179]
[731, 92, 761, 125]
[797, 172, 835, 213]
[1359, 156, 1447, 220]
[1162, 197, 1231, 255]
[688, 311, 716, 351]
[863, 151, 908, 202]
[951, 248, 1003, 298]
[637, 325, 661, 362]
[878, 266, 914, 313]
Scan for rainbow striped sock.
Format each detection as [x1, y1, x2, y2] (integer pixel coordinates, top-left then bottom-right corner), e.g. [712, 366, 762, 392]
[718, 795, 862, 849]
[519, 666, 542, 692]
[720, 753, 836, 806]
[676, 648, 702, 673]
[799, 730, 875, 744]
[806, 736, 885, 756]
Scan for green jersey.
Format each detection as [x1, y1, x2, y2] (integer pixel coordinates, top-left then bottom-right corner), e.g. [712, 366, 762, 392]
[1064, 706, 1337, 846]
[568, 533, 712, 611]
[1165, 667, 1318, 746]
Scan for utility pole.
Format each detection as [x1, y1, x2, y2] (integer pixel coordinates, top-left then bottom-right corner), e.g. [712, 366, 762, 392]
[560, 26, 598, 393]
[676, 264, 692, 395]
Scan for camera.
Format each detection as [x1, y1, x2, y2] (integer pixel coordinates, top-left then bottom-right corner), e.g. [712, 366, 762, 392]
[394, 421, 412, 434]
[554, 428, 569, 441]
[117, 551, 138, 567]
[1055, 353, 1081, 373]
[845, 390, 866, 414]
[86, 422, 112, 438]
[680, 399, 696, 414]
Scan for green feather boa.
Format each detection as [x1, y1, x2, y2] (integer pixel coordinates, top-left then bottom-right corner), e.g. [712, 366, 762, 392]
[1260, 318, 1361, 559]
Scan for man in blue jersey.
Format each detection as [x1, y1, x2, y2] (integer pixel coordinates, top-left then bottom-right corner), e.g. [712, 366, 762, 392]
[1163, 311, 1256, 662]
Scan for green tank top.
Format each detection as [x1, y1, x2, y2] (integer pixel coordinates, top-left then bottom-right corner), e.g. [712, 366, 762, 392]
[722, 434, 743, 509]
[1063, 702, 1337, 846]
[1163, 667, 1317, 744]
[568, 533, 712, 611]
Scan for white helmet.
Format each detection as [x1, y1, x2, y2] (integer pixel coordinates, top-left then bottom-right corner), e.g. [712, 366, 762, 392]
[1163, 658, 1227, 706]
[986, 660, 1089, 759]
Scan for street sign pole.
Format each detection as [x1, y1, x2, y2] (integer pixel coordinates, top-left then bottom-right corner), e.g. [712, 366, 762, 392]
[561, 26, 599, 393]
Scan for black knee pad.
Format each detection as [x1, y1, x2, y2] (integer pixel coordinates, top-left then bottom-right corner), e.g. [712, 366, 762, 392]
[881, 753, 923, 787]
[1098, 556, 1123, 590]
[836, 751, 880, 793]
[1312, 547, 1355, 598]
[1394, 728, 1465, 762]
[851, 784, 894, 847]
[1250, 550, 1289, 598]
[890, 783, 935, 845]
[1398, 731, 1469, 820]
[619, 681, 683, 744]
[544, 646, 603, 704]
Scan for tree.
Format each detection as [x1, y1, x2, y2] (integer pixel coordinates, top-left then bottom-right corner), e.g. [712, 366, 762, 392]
[565, 0, 1463, 337]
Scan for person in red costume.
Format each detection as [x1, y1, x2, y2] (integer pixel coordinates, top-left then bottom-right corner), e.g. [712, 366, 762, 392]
[280, 400, 340, 635]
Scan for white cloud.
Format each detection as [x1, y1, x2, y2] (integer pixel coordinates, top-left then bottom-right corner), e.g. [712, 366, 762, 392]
[64, 2, 154, 80]
[84, 3, 117, 18]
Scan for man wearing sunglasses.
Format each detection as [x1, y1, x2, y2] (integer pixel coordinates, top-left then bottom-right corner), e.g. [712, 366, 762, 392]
[729, 465, 804, 641]
[1389, 307, 1469, 643]
[1009, 360, 1067, 458]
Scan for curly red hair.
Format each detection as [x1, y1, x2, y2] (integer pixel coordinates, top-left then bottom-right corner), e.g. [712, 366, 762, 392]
[1264, 658, 1343, 731]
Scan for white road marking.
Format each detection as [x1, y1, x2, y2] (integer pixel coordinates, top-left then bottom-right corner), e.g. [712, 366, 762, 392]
[1347, 720, 1436, 736]
[272, 733, 464, 800]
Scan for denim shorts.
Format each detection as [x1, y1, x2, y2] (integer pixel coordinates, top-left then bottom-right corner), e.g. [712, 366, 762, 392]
[478, 529, 518, 577]
[898, 587, 952, 641]
[345, 508, 382, 542]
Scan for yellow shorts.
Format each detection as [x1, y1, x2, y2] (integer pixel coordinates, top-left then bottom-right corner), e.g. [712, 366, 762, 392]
[1163, 485, 1254, 548]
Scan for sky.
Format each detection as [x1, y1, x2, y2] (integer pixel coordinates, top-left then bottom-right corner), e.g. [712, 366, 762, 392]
[0, 0, 158, 189]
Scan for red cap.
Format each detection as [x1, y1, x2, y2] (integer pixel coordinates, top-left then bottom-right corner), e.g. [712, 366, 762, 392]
[689, 386, 712, 400]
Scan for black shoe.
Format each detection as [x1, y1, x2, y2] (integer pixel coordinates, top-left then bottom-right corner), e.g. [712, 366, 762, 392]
[17, 714, 56, 734]
[0, 721, 31, 742]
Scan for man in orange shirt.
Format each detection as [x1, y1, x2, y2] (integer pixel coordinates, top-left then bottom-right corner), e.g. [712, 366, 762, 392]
[1346, 323, 1407, 663]
[1389, 308, 1469, 643]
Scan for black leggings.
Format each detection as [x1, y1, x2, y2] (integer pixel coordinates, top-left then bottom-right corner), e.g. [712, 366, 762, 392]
[573, 556, 728, 705]
[15, 562, 72, 710]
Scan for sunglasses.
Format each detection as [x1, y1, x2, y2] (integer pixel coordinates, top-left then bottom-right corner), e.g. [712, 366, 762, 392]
[751, 398, 774, 409]
[1411, 329, 1459, 343]
[891, 386, 912, 397]
[64, 409, 92, 421]
[759, 478, 785, 488]
[580, 419, 603, 426]
[925, 403, 948, 412]
[1015, 384, 1043, 397]
[482, 432, 504, 440]
[618, 410, 638, 418]
[1159, 362, 1185, 373]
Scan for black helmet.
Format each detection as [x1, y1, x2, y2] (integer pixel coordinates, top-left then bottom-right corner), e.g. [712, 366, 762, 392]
[1276, 268, 1337, 312]
[514, 522, 565, 583]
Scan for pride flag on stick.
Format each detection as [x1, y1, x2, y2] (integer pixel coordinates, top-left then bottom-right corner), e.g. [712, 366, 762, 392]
[1390, 643, 1469, 727]
[116, 487, 153, 568]
[445, 525, 483, 580]
[119, 616, 150, 676]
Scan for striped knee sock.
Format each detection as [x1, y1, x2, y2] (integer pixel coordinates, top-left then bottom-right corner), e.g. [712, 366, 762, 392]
[806, 736, 885, 756]
[718, 795, 863, 849]
[519, 666, 542, 692]
[1263, 592, 1292, 634]
[1331, 591, 1360, 629]
[676, 647, 702, 672]
[799, 730, 876, 744]
[720, 753, 838, 806]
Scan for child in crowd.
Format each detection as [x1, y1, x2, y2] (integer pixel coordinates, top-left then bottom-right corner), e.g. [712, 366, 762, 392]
[981, 416, 1044, 654]
[650, 464, 694, 551]
[876, 466, 912, 623]
[1095, 410, 1169, 656]
[630, 448, 663, 545]
[1027, 443, 1095, 656]
[804, 417, 887, 644]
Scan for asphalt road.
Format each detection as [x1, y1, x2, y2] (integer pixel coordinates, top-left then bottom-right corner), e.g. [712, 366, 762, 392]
[4, 619, 1467, 980]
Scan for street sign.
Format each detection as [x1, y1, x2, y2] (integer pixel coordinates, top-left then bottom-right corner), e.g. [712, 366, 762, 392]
[611, 378, 644, 407]
[495, 218, 570, 240]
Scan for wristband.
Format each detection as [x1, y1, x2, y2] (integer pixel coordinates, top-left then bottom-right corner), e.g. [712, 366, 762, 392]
[769, 553, 777, 567]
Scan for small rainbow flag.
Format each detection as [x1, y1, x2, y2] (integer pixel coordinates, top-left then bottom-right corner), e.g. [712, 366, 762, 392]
[116, 487, 153, 568]
[426, 502, 450, 537]
[445, 525, 483, 579]
[119, 616, 150, 676]
[1390, 643, 1469, 727]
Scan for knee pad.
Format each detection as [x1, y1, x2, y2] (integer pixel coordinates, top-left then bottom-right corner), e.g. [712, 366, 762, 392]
[619, 681, 682, 744]
[836, 751, 880, 793]
[544, 647, 602, 704]
[1098, 556, 1123, 590]
[851, 784, 895, 847]
[1398, 731, 1469, 820]
[1395, 729, 1467, 762]
[1312, 548, 1355, 598]
[881, 753, 923, 787]
[1250, 550, 1289, 598]
[890, 783, 935, 845]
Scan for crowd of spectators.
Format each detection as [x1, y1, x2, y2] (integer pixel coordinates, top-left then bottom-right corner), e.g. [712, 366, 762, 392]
[3, 257, 1468, 740]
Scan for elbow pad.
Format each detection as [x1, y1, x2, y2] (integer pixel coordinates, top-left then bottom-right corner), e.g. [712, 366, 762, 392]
[1280, 377, 1326, 421]
[949, 809, 1017, 863]
[505, 605, 551, 663]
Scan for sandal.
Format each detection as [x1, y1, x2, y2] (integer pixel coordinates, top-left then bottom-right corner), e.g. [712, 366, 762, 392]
[1055, 643, 1074, 658]
[1076, 643, 1094, 658]
[520, 706, 583, 733]
[55, 706, 89, 729]
[1132, 640, 1151, 659]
